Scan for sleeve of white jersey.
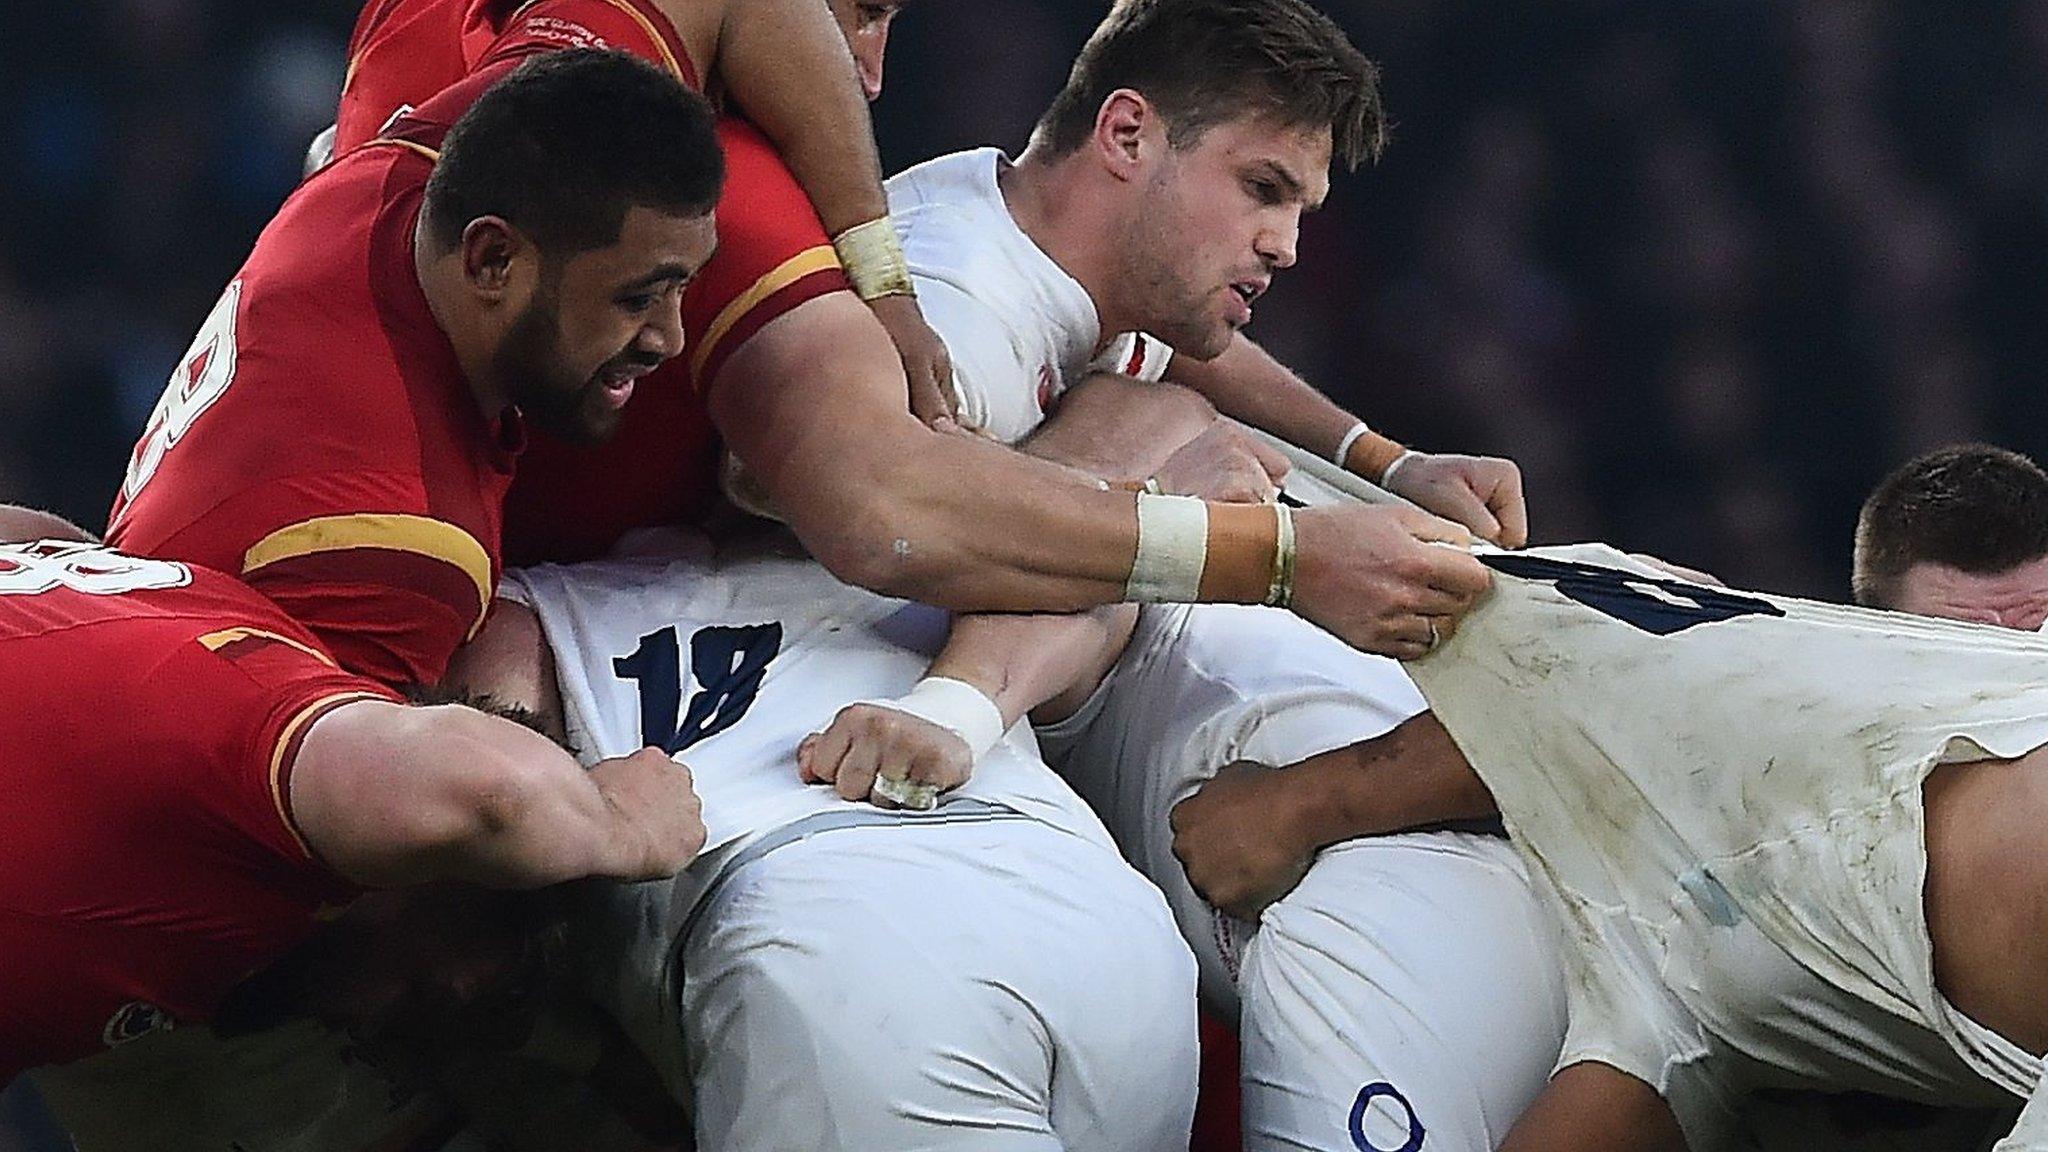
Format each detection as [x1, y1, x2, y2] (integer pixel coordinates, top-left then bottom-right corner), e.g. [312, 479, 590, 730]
[913, 277, 1040, 442]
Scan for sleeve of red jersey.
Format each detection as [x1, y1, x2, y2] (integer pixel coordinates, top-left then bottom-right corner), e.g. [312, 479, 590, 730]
[473, 0, 700, 89]
[179, 625, 400, 879]
[234, 508, 499, 689]
[684, 117, 854, 394]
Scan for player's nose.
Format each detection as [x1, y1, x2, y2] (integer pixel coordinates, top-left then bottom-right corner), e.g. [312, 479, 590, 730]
[642, 300, 686, 361]
[855, 40, 886, 101]
[1256, 213, 1300, 271]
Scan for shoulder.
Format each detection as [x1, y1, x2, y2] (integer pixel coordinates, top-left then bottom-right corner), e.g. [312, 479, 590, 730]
[679, 117, 849, 387]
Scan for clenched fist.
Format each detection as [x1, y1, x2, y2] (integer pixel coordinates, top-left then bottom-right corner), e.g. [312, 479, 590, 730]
[588, 747, 707, 878]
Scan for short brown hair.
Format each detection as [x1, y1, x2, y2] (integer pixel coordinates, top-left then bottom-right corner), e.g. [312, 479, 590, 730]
[1033, 0, 1386, 171]
[1852, 443, 2048, 608]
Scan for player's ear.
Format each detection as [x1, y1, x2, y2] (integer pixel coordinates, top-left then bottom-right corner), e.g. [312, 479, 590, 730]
[1092, 89, 1156, 181]
[459, 216, 529, 300]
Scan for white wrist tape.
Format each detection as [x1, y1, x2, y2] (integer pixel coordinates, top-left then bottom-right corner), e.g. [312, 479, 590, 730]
[864, 676, 1007, 761]
[1379, 449, 1421, 489]
[832, 216, 915, 301]
[1125, 493, 1209, 602]
[1331, 421, 1372, 468]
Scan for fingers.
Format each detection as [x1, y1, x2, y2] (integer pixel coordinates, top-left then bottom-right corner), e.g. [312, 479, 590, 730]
[1483, 463, 1530, 549]
[1247, 434, 1292, 486]
[1406, 535, 1493, 600]
[1426, 481, 1504, 545]
[802, 706, 974, 810]
[599, 748, 704, 875]
[833, 734, 885, 803]
[798, 718, 854, 785]
[1390, 505, 1476, 548]
[906, 357, 956, 425]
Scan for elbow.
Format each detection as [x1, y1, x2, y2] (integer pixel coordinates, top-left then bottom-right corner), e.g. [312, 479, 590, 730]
[791, 480, 942, 600]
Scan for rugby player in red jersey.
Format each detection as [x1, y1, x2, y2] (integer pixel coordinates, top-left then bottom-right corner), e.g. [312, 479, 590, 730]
[107, 50, 723, 686]
[332, 0, 1498, 669]
[0, 527, 705, 1081]
[327, 0, 955, 418]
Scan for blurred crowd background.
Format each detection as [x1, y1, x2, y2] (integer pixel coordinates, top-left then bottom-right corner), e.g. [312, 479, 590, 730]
[4, 0, 2048, 1144]
[4, 0, 2048, 603]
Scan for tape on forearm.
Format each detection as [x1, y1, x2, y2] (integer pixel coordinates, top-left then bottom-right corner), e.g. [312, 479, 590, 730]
[1125, 493, 1209, 601]
[831, 216, 915, 302]
[1331, 420, 1372, 468]
[1124, 494, 1290, 606]
[1337, 420, 1409, 483]
[1378, 450, 1421, 490]
[863, 676, 1007, 761]
[1269, 501, 1297, 609]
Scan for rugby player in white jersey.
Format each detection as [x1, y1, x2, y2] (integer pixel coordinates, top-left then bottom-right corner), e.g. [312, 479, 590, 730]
[1144, 501, 2048, 1152]
[785, 4, 1571, 1150]
[1852, 443, 2048, 630]
[436, 526, 1199, 1152]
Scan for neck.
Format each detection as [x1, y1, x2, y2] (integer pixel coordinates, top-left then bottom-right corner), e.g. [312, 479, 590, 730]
[413, 213, 509, 420]
[1001, 143, 1135, 353]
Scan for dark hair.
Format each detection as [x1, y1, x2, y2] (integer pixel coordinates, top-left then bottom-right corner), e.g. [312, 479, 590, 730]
[1853, 443, 2048, 607]
[1033, 0, 1386, 171]
[425, 49, 723, 256]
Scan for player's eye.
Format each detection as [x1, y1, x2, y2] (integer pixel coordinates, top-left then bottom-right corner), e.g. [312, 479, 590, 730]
[1245, 178, 1284, 206]
[858, 4, 893, 24]
[618, 293, 657, 313]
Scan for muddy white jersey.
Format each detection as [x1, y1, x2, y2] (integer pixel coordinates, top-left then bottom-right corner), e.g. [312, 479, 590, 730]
[503, 528, 1112, 859]
[887, 147, 1172, 444]
[1404, 544, 2048, 1133]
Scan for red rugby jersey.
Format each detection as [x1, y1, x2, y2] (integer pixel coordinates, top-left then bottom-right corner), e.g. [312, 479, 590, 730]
[0, 542, 396, 1078]
[108, 74, 523, 688]
[335, 0, 701, 154]
[332, 0, 851, 565]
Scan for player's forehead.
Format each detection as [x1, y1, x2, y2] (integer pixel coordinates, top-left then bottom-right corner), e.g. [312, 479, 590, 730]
[1183, 114, 1333, 204]
[1898, 557, 2048, 623]
[559, 205, 717, 286]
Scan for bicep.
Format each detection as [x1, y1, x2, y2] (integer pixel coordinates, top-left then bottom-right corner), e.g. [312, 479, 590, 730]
[288, 698, 533, 888]
[707, 291, 914, 501]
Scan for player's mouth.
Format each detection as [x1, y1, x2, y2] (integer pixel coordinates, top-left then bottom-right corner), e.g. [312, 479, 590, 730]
[594, 362, 652, 408]
[1227, 278, 1267, 325]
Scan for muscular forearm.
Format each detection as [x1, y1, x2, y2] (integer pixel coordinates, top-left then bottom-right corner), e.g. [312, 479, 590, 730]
[295, 703, 689, 890]
[714, 296, 1495, 660]
[714, 298, 1143, 608]
[1283, 712, 1498, 850]
[1166, 334, 1362, 464]
[698, 0, 888, 236]
[928, 605, 1138, 729]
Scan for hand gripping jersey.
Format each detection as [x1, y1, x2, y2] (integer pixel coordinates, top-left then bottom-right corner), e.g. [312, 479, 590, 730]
[506, 527, 1110, 858]
[1403, 544, 2048, 1147]
[335, 0, 851, 565]
[107, 74, 525, 688]
[887, 148, 1173, 444]
[506, 530, 1195, 1145]
[0, 543, 394, 1078]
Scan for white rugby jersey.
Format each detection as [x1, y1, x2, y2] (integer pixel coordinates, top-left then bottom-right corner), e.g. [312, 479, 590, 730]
[1405, 544, 2048, 1105]
[888, 147, 1172, 443]
[504, 528, 1111, 856]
